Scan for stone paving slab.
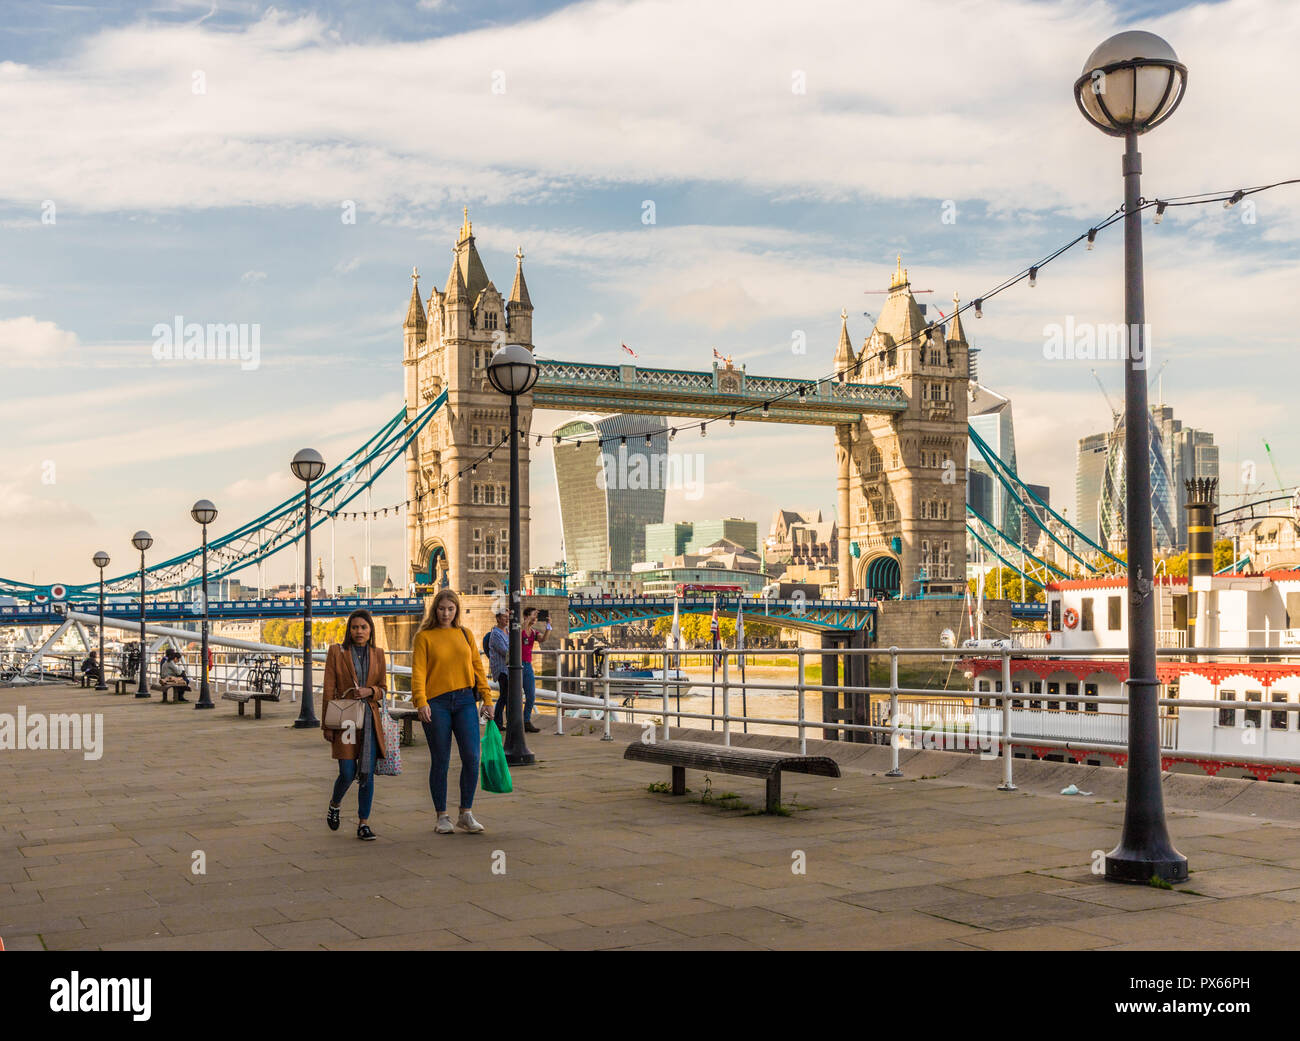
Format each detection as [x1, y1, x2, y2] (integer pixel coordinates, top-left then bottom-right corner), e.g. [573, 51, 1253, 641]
[4, 683, 1300, 950]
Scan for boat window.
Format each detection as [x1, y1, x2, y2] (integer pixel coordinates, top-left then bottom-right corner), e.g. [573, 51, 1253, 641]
[1050, 600, 1061, 631]
[1270, 691, 1289, 731]
[1085, 682, 1099, 713]
[1218, 689, 1236, 728]
[1065, 682, 1078, 711]
[1047, 681, 1060, 711]
[1107, 595, 1121, 630]
[1080, 598, 1094, 631]
[1028, 680, 1042, 710]
[1012, 681, 1023, 709]
[1245, 691, 1262, 730]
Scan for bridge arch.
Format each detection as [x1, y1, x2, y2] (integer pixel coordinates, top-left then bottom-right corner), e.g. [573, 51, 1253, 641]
[414, 541, 449, 589]
[858, 552, 901, 600]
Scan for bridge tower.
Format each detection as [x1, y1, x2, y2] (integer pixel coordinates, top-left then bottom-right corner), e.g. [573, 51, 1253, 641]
[403, 210, 535, 595]
[839, 259, 969, 598]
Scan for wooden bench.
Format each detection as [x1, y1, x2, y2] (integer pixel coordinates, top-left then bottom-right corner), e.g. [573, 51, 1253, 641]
[387, 704, 418, 746]
[221, 688, 279, 718]
[82, 671, 129, 693]
[624, 740, 840, 813]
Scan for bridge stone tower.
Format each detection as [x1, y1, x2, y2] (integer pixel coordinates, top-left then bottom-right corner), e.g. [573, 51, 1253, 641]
[403, 209, 534, 596]
[837, 258, 969, 599]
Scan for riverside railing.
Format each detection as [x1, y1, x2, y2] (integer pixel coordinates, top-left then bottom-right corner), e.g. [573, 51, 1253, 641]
[530, 643, 1300, 791]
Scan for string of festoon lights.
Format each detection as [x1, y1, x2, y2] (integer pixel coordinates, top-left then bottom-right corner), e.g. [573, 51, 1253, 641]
[310, 427, 518, 520]
[308, 175, 1300, 525]
[526, 177, 1300, 451]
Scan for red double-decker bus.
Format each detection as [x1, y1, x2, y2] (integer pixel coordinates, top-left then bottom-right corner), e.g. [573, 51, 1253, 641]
[675, 582, 744, 597]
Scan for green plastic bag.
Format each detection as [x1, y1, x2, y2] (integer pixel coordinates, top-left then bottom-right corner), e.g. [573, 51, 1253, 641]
[480, 721, 513, 794]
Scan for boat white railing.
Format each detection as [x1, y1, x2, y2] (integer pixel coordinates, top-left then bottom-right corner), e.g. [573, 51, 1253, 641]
[528, 643, 1300, 791]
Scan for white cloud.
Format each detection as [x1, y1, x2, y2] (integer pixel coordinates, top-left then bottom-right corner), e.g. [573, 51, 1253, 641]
[1, 2, 1294, 218]
[0, 316, 79, 362]
[334, 256, 362, 274]
[240, 269, 267, 283]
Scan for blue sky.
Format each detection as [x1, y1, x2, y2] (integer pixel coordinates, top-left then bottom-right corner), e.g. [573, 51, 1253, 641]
[2, 0, 1296, 590]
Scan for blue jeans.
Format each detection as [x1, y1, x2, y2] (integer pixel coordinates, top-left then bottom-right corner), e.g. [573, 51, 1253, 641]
[421, 687, 480, 812]
[331, 737, 378, 820]
[492, 664, 537, 727]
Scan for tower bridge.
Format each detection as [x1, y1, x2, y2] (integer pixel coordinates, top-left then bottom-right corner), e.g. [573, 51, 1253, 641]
[404, 219, 972, 602]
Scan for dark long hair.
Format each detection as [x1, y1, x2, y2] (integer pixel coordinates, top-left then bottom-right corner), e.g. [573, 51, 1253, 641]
[342, 609, 378, 649]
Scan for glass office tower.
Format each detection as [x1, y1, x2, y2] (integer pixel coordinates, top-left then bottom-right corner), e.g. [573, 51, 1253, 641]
[552, 413, 669, 573]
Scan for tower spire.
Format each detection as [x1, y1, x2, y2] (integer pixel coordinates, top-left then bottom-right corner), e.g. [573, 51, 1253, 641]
[946, 290, 966, 345]
[834, 307, 854, 377]
[509, 245, 533, 310]
[404, 265, 427, 330]
[460, 206, 472, 242]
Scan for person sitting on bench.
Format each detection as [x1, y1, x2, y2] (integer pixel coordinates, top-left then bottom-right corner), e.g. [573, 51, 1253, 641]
[159, 649, 191, 702]
[81, 651, 103, 683]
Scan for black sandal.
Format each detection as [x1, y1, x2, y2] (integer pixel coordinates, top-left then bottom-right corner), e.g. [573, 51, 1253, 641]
[357, 824, 376, 841]
[327, 805, 340, 831]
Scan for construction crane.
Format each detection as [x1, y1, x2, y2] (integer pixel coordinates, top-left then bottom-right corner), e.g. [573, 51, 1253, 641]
[1263, 439, 1286, 493]
[1146, 359, 1169, 404]
[1091, 369, 1121, 429]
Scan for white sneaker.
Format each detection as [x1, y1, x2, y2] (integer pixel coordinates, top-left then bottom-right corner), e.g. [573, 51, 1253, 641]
[435, 814, 454, 834]
[456, 810, 485, 834]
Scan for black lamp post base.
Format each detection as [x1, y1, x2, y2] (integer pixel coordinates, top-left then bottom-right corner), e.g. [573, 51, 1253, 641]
[194, 702, 214, 710]
[1105, 847, 1189, 885]
[294, 718, 320, 729]
[134, 692, 151, 699]
[94, 683, 107, 692]
[505, 750, 536, 767]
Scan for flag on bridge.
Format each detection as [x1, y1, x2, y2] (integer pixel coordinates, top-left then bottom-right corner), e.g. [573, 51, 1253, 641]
[621, 342, 638, 359]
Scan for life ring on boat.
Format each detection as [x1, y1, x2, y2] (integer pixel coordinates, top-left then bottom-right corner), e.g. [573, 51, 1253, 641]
[1063, 607, 1079, 629]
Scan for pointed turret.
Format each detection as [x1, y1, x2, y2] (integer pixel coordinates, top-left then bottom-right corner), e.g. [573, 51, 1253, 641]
[444, 247, 467, 301]
[509, 246, 533, 310]
[833, 308, 853, 378]
[946, 291, 966, 344]
[455, 207, 491, 303]
[508, 246, 534, 344]
[869, 254, 928, 348]
[404, 266, 427, 332]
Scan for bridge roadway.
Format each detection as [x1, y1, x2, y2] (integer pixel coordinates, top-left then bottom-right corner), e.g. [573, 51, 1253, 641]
[1, 594, 1046, 629]
[0, 597, 426, 627]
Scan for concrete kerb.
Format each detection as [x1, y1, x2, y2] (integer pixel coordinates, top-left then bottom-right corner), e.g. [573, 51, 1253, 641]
[542, 713, 1300, 823]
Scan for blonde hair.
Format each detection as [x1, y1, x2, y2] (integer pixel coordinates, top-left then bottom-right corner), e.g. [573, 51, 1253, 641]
[418, 588, 463, 634]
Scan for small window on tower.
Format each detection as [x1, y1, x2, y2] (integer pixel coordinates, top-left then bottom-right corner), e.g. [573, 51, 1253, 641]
[472, 427, 480, 446]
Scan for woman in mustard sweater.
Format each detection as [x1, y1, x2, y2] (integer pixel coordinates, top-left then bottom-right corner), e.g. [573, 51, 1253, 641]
[411, 589, 493, 834]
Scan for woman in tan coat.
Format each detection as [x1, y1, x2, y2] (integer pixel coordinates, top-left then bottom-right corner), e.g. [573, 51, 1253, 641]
[322, 609, 388, 840]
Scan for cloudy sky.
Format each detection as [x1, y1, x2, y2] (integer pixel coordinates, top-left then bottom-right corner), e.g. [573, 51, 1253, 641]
[2, 0, 1296, 591]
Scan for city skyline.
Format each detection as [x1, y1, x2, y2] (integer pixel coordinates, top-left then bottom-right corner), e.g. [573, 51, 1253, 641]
[3, 0, 1298, 591]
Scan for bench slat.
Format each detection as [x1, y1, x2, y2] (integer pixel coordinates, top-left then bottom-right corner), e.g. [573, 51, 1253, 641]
[625, 741, 840, 779]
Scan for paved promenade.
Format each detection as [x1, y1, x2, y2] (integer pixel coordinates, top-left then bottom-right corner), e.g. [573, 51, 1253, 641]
[3, 682, 1300, 950]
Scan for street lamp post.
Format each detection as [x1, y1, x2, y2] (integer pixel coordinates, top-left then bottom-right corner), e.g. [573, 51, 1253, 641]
[92, 551, 110, 691]
[1074, 29, 1188, 884]
[191, 500, 218, 709]
[131, 531, 153, 696]
[291, 449, 325, 729]
[487, 343, 539, 767]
